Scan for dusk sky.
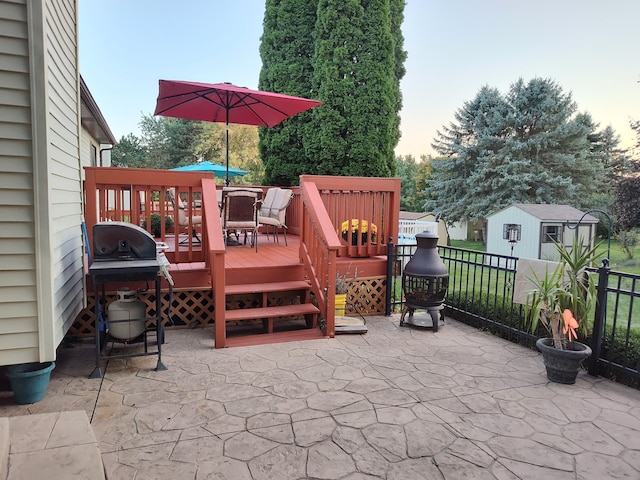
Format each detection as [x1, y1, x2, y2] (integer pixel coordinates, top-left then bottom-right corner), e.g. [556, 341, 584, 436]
[80, 0, 639, 158]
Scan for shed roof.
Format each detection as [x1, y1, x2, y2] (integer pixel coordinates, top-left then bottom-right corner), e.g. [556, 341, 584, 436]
[505, 204, 598, 223]
[399, 211, 431, 221]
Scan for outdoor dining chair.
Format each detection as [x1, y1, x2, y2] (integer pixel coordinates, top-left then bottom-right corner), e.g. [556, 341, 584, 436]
[220, 187, 262, 251]
[167, 188, 201, 245]
[258, 188, 293, 245]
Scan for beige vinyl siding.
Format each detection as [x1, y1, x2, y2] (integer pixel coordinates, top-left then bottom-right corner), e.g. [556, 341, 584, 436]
[41, 0, 83, 352]
[0, 0, 83, 365]
[0, 0, 39, 363]
[80, 127, 96, 172]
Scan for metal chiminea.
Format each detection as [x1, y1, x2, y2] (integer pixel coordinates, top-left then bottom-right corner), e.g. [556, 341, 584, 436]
[400, 230, 449, 331]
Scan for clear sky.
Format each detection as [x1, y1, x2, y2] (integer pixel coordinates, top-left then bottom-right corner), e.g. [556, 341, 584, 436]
[79, 0, 639, 158]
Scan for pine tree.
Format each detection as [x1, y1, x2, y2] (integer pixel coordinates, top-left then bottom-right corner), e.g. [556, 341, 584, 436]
[427, 78, 609, 223]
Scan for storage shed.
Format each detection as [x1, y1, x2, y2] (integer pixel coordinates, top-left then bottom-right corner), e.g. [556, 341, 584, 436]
[486, 204, 598, 262]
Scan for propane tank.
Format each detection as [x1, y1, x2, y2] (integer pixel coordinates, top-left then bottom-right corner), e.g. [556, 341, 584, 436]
[108, 288, 146, 341]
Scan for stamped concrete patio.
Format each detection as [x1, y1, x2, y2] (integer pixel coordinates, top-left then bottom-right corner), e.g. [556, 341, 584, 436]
[2, 315, 640, 479]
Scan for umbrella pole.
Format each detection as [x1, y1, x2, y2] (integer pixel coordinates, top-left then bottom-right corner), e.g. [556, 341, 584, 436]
[225, 109, 230, 187]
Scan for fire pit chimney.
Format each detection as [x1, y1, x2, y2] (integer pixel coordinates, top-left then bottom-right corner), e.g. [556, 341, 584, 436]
[400, 230, 449, 331]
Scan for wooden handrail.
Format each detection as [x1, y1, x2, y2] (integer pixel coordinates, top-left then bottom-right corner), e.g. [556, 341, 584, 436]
[299, 179, 341, 338]
[202, 178, 227, 348]
[298, 175, 401, 337]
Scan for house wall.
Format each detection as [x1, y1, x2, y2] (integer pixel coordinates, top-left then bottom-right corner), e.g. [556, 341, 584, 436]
[448, 220, 485, 242]
[536, 222, 596, 261]
[80, 128, 102, 176]
[487, 206, 598, 263]
[486, 206, 540, 260]
[0, 0, 40, 365]
[0, 0, 83, 366]
[447, 221, 467, 241]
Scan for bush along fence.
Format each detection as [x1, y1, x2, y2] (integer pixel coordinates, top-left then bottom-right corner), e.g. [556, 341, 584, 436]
[386, 241, 640, 389]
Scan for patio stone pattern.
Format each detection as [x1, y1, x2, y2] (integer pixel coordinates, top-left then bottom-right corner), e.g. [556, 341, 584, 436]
[2, 315, 640, 479]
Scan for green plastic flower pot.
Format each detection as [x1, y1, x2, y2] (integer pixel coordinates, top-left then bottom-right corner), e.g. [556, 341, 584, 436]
[6, 361, 55, 404]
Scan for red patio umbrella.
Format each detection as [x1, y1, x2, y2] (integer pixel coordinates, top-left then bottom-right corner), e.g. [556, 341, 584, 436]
[154, 80, 322, 185]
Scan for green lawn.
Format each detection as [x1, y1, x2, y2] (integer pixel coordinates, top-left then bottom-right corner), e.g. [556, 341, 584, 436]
[596, 240, 640, 275]
[449, 239, 640, 275]
[449, 239, 486, 252]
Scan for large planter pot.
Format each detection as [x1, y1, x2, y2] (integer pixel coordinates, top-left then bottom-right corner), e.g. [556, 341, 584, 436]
[6, 361, 55, 404]
[536, 338, 591, 384]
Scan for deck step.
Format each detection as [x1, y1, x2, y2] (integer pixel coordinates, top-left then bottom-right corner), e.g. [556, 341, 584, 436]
[225, 280, 311, 296]
[222, 279, 319, 347]
[225, 328, 326, 347]
[225, 303, 319, 322]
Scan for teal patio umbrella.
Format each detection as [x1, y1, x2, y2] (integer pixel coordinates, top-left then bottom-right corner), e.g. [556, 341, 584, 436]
[171, 161, 247, 177]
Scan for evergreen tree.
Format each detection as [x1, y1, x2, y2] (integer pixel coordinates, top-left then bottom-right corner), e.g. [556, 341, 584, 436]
[111, 133, 147, 168]
[139, 115, 204, 169]
[427, 78, 609, 223]
[396, 154, 431, 212]
[427, 86, 509, 221]
[259, 0, 318, 186]
[258, 0, 406, 184]
[308, 0, 403, 178]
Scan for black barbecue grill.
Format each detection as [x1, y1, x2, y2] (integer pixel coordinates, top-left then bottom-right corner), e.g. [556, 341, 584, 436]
[89, 222, 170, 378]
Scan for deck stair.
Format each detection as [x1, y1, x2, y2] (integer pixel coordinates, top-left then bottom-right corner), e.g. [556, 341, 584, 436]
[223, 280, 322, 347]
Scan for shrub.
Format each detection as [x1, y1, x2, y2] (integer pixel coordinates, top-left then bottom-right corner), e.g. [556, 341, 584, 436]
[143, 214, 174, 237]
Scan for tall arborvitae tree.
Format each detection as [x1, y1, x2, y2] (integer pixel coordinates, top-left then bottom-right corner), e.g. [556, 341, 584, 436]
[389, 0, 407, 160]
[307, 0, 404, 178]
[258, 0, 318, 186]
[258, 0, 406, 184]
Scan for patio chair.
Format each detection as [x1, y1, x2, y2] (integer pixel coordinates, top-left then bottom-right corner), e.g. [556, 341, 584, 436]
[258, 188, 293, 245]
[167, 188, 201, 245]
[257, 187, 279, 240]
[221, 187, 262, 251]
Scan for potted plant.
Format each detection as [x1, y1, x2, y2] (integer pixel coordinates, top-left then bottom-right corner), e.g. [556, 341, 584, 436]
[143, 214, 174, 238]
[525, 237, 602, 384]
[341, 219, 377, 246]
[335, 271, 349, 316]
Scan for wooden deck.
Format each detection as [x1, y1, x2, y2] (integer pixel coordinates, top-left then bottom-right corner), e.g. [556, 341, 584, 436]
[80, 169, 400, 347]
[165, 231, 387, 287]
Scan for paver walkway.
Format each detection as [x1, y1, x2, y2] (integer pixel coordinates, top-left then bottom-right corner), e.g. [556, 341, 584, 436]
[2, 315, 640, 479]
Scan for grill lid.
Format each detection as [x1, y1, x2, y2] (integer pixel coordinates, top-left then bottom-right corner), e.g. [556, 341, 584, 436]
[93, 222, 157, 261]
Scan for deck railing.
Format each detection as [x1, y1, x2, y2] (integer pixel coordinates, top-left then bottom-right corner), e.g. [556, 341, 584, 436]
[300, 175, 401, 337]
[301, 175, 401, 258]
[84, 166, 217, 264]
[300, 179, 341, 337]
[201, 178, 227, 347]
[84, 168, 399, 344]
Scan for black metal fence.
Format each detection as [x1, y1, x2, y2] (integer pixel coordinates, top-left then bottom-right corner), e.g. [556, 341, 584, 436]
[386, 241, 640, 388]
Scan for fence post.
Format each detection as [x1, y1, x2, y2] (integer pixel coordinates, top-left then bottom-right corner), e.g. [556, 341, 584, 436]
[588, 258, 610, 376]
[385, 237, 394, 316]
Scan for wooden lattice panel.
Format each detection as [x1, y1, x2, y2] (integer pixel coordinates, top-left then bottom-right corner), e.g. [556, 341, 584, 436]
[70, 278, 386, 337]
[170, 289, 214, 328]
[70, 289, 214, 337]
[345, 276, 386, 315]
